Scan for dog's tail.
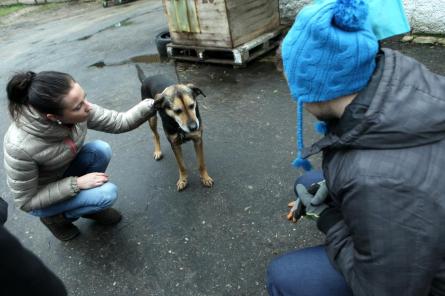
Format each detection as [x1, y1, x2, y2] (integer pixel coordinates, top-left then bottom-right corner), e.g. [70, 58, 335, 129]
[135, 64, 146, 83]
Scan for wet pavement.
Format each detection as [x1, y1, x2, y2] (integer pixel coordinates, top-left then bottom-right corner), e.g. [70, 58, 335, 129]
[1, 1, 445, 295]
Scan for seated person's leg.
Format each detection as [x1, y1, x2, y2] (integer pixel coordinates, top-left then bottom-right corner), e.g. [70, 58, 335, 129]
[294, 169, 324, 194]
[266, 246, 352, 296]
[32, 183, 119, 240]
[32, 141, 117, 240]
[30, 182, 118, 220]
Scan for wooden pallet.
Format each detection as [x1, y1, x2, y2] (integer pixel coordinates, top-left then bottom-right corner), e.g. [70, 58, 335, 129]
[166, 28, 283, 67]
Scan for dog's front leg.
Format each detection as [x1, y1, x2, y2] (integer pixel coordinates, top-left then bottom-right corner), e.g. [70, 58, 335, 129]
[193, 138, 214, 188]
[171, 144, 188, 191]
[148, 116, 163, 160]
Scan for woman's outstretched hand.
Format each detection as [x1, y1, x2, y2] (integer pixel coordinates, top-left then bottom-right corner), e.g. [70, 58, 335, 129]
[77, 172, 109, 190]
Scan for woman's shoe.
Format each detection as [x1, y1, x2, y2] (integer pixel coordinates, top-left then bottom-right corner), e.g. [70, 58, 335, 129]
[82, 208, 122, 225]
[40, 214, 80, 241]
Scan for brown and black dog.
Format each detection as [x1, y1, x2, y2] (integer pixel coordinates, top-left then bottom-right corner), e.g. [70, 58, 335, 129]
[136, 65, 213, 191]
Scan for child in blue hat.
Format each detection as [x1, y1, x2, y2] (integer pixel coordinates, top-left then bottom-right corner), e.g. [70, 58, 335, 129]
[267, 0, 445, 295]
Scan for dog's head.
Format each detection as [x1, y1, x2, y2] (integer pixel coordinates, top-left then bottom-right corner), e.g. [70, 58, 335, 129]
[154, 84, 206, 133]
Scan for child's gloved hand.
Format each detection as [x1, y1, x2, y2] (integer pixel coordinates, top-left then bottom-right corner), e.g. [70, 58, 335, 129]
[295, 181, 329, 220]
[287, 199, 304, 223]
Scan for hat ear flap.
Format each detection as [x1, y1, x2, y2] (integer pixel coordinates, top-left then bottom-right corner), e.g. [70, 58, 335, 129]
[292, 100, 312, 171]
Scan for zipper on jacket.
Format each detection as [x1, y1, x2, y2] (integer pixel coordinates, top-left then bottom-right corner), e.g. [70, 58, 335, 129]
[63, 137, 78, 155]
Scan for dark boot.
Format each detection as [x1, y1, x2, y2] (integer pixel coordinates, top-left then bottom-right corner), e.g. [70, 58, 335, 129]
[82, 208, 122, 225]
[40, 214, 80, 241]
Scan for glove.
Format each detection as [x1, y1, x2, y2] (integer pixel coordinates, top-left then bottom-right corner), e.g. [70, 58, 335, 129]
[295, 180, 329, 220]
[287, 199, 304, 223]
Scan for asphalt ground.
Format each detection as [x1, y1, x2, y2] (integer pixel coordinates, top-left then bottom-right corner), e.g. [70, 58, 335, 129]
[1, 1, 444, 295]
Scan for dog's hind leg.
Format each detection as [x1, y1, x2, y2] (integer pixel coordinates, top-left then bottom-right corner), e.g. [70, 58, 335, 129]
[171, 144, 188, 191]
[193, 137, 214, 188]
[148, 116, 163, 160]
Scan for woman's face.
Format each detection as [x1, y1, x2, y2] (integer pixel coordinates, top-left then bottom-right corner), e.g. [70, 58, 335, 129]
[59, 82, 92, 124]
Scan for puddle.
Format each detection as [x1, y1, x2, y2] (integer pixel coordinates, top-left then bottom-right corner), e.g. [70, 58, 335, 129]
[89, 61, 107, 68]
[88, 54, 164, 68]
[77, 18, 134, 41]
[114, 20, 133, 27]
[78, 35, 92, 41]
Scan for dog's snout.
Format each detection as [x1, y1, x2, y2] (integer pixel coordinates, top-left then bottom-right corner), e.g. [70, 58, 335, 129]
[188, 121, 198, 131]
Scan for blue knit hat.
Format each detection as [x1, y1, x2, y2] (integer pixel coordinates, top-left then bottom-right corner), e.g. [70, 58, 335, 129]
[282, 0, 378, 170]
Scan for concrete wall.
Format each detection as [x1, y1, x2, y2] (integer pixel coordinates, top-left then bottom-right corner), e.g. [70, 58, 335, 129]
[280, 0, 445, 35]
[403, 0, 445, 34]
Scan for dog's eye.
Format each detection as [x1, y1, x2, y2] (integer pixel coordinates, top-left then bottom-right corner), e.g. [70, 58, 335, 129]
[188, 104, 194, 110]
[174, 109, 183, 115]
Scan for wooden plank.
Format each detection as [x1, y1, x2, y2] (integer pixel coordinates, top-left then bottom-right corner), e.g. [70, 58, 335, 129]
[226, 0, 280, 47]
[170, 31, 232, 48]
[186, 0, 201, 33]
[228, 0, 279, 37]
[167, 0, 232, 48]
[163, 0, 180, 32]
[173, 0, 191, 32]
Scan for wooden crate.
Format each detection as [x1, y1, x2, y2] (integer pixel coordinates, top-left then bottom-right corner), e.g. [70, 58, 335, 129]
[162, 0, 280, 49]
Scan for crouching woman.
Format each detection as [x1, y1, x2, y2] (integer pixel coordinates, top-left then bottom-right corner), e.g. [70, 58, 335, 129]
[4, 71, 155, 241]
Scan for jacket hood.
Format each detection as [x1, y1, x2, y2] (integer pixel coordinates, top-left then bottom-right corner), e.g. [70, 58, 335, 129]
[16, 106, 71, 141]
[303, 48, 445, 157]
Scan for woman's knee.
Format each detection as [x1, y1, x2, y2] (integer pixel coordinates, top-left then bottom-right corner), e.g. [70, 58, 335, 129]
[98, 182, 118, 207]
[86, 140, 112, 162]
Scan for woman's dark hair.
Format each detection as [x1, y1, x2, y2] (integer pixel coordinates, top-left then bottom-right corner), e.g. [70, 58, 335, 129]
[6, 71, 75, 121]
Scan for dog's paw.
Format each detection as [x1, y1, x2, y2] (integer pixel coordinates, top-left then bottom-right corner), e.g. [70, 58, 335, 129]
[176, 178, 188, 191]
[201, 175, 214, 188]
[153, 151, 163, 161]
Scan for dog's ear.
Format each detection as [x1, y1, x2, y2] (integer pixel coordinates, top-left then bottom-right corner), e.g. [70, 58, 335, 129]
[187, 84, 206, 98]
[154, 93, 168, 110]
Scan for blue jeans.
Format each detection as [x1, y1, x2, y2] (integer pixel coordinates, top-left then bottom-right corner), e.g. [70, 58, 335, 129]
[31, 140, 118, 220]
[266, 171, 352, 296]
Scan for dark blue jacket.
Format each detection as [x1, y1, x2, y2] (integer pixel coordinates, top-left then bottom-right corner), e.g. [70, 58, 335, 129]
[305, 49, 445, 296]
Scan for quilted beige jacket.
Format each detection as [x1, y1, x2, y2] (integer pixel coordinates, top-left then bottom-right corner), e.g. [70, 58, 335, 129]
[3, 99, 153, 212]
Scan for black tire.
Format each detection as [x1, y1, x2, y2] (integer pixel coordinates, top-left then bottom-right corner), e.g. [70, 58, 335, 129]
[155, 30, 171, 59]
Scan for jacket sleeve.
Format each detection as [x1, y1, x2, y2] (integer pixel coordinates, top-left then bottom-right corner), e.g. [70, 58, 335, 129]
[4, 144, 77, 212]
[0, 197, 7, 225]
[87, 99, 154, 133]
[318, 175, 435, 296]
[0, 226, 67, 295]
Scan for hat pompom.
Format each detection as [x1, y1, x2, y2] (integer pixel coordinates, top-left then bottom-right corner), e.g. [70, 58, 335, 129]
[333, 0, 368, 32]
[292, 156, 312, 171]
